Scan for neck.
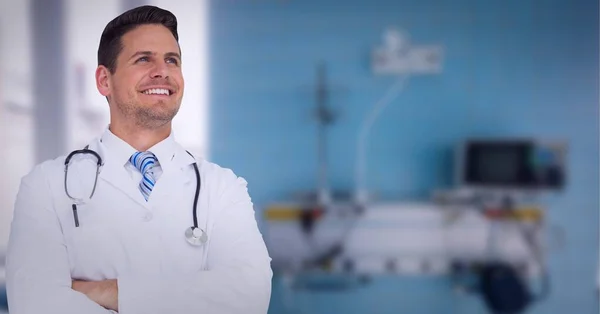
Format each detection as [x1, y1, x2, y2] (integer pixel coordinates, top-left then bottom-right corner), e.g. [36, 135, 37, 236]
[108, 121, 172, 152]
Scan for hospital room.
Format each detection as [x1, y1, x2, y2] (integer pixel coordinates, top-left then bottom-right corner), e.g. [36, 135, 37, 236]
[0, 0, 598, 313]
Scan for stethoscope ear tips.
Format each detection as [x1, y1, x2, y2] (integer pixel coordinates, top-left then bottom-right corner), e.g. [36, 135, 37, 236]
[185, 226, 208, 246]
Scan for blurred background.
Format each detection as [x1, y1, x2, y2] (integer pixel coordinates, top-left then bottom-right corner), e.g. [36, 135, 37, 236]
[0, 0, 598, 313]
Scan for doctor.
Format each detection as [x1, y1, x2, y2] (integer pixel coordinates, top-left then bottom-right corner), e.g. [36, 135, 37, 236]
[6, 5, 272, 314]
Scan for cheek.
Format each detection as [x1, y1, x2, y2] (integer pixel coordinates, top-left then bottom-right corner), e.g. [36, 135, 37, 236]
[175, 75, 184, 91]
[170, 69, 184, 86]
[116, 76, 143, 95]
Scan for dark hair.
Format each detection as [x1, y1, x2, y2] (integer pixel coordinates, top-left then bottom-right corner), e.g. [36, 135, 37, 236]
[98, 5, 179, 74]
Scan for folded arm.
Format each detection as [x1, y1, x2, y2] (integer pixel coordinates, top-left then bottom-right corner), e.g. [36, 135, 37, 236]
[117, 173, 273, 314]
[6, 165, 113, 314]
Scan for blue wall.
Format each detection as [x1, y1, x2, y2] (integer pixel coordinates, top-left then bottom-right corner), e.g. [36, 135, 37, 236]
[208, 0, 599, 313]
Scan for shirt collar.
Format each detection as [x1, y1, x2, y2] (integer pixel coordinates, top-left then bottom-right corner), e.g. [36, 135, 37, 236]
[146, 132, 179, 174]
[99, 127, 180, 174]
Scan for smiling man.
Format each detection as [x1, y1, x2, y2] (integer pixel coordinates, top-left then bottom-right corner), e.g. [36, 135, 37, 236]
[5, 5, 272, 314]
[97, 12, 184, 147]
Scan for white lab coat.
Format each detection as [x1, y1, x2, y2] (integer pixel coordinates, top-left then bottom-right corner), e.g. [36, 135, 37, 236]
[5, 135, 273, 314]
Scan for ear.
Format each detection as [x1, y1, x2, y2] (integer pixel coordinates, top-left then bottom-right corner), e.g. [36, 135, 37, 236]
[96, 65, 111, 97]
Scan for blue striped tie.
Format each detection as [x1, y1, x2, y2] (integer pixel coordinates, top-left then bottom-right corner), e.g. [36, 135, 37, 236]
[129, 151, 159, 201]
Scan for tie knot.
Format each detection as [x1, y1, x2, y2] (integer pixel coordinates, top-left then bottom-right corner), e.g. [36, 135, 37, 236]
[130, 151, 158, 174]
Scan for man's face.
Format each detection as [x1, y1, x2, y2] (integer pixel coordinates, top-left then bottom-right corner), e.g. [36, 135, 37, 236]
[97, 24, 184, 129]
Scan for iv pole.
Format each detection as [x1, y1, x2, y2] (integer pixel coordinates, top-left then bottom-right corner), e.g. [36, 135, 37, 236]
[314, 61, 337, 206]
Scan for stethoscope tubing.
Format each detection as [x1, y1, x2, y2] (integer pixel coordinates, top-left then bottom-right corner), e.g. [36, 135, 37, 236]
[63, 147, 206, 245]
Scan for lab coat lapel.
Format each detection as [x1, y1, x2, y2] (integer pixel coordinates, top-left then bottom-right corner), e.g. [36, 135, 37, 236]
[174, 147, 198, 185]
[89, 139, 149, 209]
[151, 147, 197, 198]
[99, 162, 149, 208]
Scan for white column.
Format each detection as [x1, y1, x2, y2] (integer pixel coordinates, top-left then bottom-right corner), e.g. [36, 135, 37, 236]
[31, 0, 68, 162]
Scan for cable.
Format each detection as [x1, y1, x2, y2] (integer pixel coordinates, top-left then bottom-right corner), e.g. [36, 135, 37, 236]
[502, 197, 550, 302]
[354, 75, 409, 205]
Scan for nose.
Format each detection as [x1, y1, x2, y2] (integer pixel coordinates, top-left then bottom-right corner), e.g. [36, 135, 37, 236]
[149, 62, 169, 79]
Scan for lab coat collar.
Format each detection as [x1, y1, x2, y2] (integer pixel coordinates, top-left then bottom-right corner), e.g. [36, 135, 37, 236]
[154, 145, 198, 195]
[172, 145, 197, 171]
[98, 128, 137, 168]
[99, 127, 181, 174]
[91, 127, 197, 208]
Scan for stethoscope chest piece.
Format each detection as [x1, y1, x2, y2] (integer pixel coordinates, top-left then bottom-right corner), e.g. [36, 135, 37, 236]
[185, 226, 208, 246]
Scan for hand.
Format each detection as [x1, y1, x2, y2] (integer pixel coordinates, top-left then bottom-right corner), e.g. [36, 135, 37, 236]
[72, 279, 118, 311]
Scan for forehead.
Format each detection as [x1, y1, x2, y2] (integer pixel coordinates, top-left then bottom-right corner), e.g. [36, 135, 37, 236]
[119, 24, 179, 55]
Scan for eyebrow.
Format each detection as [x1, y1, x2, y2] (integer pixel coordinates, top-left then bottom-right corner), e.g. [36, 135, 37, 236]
[165, 52, 181, 61]
[129, 51, 181, 61]
[129, 51, 153, 61]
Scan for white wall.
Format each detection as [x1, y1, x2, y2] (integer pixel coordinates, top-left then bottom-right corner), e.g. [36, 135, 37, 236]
[0, 0, 34, 251]
[149, 0, 210, 158]
[65, 0, 121, 150]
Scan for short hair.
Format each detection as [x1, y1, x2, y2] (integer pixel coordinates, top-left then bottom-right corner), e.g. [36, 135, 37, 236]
[98, 5, 179, 74]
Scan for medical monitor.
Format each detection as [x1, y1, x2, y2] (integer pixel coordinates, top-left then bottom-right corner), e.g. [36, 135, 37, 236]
[455, 138, 566, 192]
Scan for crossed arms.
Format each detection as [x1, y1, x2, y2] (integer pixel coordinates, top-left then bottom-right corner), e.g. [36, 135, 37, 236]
[6, 165, 272, 313]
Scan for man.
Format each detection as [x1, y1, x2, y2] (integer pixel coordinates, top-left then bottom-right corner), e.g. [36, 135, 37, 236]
[5, 5, 272, 314]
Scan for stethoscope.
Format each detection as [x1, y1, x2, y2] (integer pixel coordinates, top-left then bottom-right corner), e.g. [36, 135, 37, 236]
[64, 145, 208, 246]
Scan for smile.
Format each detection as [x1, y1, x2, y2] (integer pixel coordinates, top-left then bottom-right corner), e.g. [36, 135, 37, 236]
[141, 88, 173, 96]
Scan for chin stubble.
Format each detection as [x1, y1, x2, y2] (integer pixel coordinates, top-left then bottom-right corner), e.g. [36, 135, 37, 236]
[117, 98, 180, 130]
[134, 105, 179, 129]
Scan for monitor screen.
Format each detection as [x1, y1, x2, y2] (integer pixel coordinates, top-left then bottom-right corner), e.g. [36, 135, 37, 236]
[459, 139, 565, 190]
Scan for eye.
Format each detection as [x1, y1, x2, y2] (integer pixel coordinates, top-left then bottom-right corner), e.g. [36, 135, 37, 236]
[166, 57, 179, 65]
[136, 56, 149, 63]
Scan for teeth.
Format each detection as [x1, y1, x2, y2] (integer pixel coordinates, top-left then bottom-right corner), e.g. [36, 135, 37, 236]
[143, 88, 170, 95]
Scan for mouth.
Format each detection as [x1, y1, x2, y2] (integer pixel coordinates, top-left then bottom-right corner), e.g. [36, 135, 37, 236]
[140, 87, 174, 97]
